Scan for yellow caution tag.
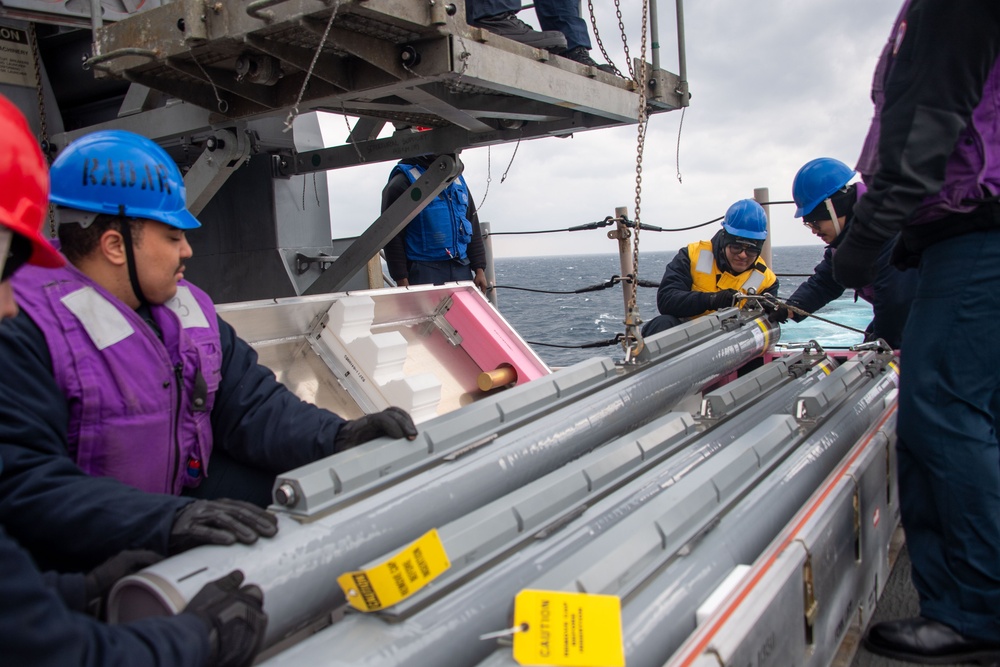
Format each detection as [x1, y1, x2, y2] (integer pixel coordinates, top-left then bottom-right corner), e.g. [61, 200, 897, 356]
[511, 590, 624, 667]
[337, 529, 450, 612]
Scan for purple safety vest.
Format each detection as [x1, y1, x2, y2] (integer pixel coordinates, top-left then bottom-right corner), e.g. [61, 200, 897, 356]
[13, 262, 222, 495]
[857, 0, 1000, 226]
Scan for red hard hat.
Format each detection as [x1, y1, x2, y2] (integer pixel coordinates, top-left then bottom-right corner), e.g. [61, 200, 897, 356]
[0, 95, 63, 268]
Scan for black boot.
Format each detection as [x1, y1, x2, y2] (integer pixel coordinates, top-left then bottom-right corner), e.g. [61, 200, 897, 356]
[864, 617, 1000, 665]
[556, 46, 618, 75]
[471, 12, 567, 51]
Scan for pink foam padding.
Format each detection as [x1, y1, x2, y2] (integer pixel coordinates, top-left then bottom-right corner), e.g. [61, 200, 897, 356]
[443, 291, 549, 385]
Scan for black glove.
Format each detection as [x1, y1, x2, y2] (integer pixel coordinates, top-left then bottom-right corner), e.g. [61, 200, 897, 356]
[169, 499, 278, 555]
[84, 550, 162, 618]
[334, 406, 418, 450]
[832, 223, 885, 289]
[185, 570, 267, 667]
[767, 306, 790, 324]
[708, 289, 740, 311]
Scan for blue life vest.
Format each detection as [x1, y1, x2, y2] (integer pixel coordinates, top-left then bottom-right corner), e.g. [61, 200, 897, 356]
[391, 163, 473, 262]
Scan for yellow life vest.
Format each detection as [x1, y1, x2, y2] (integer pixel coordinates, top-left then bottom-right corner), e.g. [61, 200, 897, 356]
[686, 239, 777, 318]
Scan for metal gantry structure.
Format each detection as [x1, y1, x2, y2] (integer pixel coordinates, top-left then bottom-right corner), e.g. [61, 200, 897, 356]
[0, 0, 688, 302]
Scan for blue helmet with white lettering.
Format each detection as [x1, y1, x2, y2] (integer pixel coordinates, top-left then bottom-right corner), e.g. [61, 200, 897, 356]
[49, 130, 200, 230]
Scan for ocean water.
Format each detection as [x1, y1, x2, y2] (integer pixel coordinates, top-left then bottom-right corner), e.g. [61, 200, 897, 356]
[493, 245, 874, 367]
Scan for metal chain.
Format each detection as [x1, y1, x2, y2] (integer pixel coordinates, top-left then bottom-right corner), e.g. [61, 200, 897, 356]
[629, 1, 650, 318]
[446, 12, 471, 87]
[500, 136, 520, 183]
[586, 0, 624, 79]
[675, 106, 686, 184]
[621, 0, 649, 362]
[340, 101, 366, 163]
[300, 173, 321, 210]
[478, 145, 492, 210]
[28, 24, 48, 154]
[284, 0, 343, 132]
[189, 49, 228, 113]
[614, 0, 634, 79]
[28, 23, 57, 237]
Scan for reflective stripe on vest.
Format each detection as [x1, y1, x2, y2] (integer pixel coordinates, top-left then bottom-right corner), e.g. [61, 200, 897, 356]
[695, 249, 714, 275]
[742, 270, 766, 294]
[60, 286, 134, 350]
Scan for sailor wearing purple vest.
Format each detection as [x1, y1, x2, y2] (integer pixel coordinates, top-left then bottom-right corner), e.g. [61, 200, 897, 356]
[833, 1, 1000, 663]
[0, 97, 271, 667]
[0, 130, 417, 574]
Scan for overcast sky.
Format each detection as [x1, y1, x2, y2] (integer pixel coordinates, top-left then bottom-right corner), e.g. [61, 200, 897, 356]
[320, 1, 901, 261]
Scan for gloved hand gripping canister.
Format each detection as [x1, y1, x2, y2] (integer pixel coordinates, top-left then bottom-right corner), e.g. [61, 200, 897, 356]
[184, 570, 268, 667]
[333, 406, 418, 450]
[169, 499, 279, 555]
[767, 306, 791, 324]
[709, 289, 740, 311]
[84, 550, 163, 618]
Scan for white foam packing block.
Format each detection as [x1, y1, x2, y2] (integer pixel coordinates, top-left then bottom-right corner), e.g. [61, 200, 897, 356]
[347, 332, 410, 384]
[696, 564, 752, 626]
[384, 374, 442, 423]
[326, 296, 375, 343]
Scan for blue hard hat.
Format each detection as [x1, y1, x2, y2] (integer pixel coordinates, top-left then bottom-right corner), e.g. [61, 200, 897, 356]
[792, 157, 856, 218]
[49, 130, 200, 230]
[721, 199, 768, 240]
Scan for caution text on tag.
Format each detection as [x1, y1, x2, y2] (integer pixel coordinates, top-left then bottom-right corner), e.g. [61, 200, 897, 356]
[337, 528, 450, 612]
[511, 589, 624, 667]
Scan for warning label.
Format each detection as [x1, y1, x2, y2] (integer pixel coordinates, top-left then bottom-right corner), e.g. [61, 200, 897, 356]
[0, 26, 34, 88]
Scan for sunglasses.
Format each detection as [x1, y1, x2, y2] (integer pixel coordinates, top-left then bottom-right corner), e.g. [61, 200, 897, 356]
[726, 242, 760, 257]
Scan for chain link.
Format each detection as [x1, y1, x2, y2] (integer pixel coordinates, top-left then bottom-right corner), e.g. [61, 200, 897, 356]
[500, 136, 520, 183]
[284, 0, 344, 132]
[617, 0, 650, 362]
[614, 0, 634, 79]
[478, 145, 492, 210]
[28, 23, 57, 237]
[675, 106, 686, 184]
[446, 11, 471, 87]
[189, 49, 228, 113]
[629, 1, 650, 319]
[586, 0, 624, 79]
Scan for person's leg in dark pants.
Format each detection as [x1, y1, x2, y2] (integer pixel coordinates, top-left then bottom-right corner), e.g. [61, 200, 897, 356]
[532, 0, 590, 50]
[641, 313, 683, 337]
[896, 229, 1000, 641]
[407, 260, 473, 285]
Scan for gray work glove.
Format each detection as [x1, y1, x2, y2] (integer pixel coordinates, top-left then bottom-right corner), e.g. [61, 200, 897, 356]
[169, 499, 278, 555]
[84, 550, 162, 618]
[333, 406, 418, 450]
[185, 570, 267, 667]
[708, 289, 740, 311]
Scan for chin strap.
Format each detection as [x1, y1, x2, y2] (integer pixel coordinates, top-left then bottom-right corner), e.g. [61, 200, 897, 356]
[824, 199, 842, 236]
[0, 228, 11, 281]
[117, 210, 147, 308]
